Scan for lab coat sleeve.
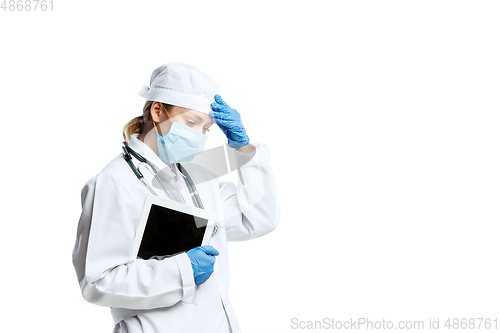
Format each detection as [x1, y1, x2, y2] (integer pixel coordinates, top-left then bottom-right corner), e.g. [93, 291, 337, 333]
[72, 171, 195, 310]
[220, 142, 281, 241]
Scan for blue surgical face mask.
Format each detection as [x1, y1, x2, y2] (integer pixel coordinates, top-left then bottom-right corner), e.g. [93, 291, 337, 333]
[155, 116, 208, 165]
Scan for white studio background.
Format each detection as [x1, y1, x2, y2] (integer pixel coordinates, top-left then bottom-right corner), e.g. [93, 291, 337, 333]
[1, 1, 499, 333]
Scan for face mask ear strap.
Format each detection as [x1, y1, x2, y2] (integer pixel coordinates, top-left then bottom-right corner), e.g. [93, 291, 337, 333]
[163, 105, 172, 120]
[153, 121, 159, 134]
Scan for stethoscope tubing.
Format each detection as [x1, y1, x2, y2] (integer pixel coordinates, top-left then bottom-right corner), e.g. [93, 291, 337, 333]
[122, 142, 205, 210]
[121, 142, 218, 236]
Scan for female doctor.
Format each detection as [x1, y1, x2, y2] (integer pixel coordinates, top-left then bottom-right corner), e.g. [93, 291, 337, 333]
[72, 62, 280, 333]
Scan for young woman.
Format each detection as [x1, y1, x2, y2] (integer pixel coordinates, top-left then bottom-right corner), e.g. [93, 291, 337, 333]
[72, 62, 280, 333]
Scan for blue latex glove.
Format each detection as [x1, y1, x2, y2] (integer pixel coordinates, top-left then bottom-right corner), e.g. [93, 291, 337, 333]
[186, 245, 219, 285]
[210, 94, 250, 149]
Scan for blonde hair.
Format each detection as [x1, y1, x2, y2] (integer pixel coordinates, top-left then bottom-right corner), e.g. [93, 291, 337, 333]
[123, 101, 172, 143]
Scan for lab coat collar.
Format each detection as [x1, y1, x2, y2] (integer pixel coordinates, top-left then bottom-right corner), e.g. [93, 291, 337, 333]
[128, 134, 177, 182]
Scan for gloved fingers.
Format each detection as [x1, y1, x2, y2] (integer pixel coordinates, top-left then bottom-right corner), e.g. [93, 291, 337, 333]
[212, 117, 237, 129]
[211, 97, 243, 124]
[210, 107, 233, 126]
[214, 94, 229, 108]
[210, 104, 226, 115]
[197, 254, 216, 268]
[189, 258, 199, 271]
[211, 115, 241, 132]
[209, 110, 231, 123]
[200, 245, 220, 256]
[196, 271, 214, 285]
[211, 113, 232, 128]
[208, 118, 232, 140]
[211, 109, 242, 125]
[211, 96, 238, 119]
[209, 110, 216, 124]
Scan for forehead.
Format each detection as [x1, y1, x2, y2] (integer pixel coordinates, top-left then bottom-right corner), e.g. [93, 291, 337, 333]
[175, 106, 212, 122]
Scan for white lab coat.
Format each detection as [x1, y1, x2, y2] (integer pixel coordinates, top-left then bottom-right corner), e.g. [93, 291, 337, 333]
[72, 134, 280, 333]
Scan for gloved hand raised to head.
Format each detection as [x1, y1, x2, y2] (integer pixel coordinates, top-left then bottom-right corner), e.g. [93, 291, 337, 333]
[210, 94, 250, 149]
[186, 245, 219, 285]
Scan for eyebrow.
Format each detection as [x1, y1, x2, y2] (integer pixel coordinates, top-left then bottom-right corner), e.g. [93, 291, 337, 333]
[190, 112, 213, 126]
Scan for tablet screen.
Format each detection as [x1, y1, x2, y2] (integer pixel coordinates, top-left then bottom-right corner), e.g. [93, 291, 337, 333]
[137, 203, 208, 260]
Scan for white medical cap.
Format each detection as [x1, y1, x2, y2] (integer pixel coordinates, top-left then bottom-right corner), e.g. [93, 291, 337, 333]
[138, 62, 221, 115]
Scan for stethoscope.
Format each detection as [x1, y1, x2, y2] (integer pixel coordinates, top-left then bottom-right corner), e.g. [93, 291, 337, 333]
[122, 141, 218, 235]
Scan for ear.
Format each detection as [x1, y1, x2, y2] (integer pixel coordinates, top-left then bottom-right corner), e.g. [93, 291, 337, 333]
[150, 102, 163, 123]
